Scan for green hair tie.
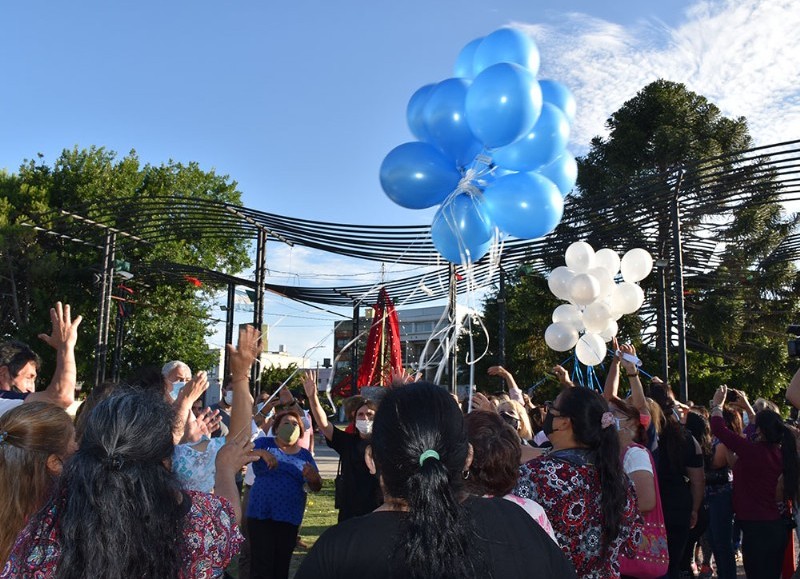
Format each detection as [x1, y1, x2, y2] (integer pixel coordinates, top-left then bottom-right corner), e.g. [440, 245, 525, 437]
[418, 449, 440, 466]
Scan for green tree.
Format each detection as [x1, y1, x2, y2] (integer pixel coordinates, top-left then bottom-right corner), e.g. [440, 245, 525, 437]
[569, 80, 797, 404]
[0, 146, 251, 387]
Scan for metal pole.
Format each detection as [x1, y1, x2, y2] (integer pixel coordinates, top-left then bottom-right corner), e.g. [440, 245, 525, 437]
[351, 304, 360, 393]
[497, 267, 507, 389]
[223, 282, 236, 379]
[251, 229, 267, 393]
[656, 261, 670, 382]
[111, 296, 124, 383]
[448, 264, 458, 395]
[671, 171, 689, 402]
[94, 231, 116, 387]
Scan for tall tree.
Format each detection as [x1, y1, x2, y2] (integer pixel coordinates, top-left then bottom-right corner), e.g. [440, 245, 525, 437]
[0, 146, 251, 387]
[568, 80, 796, 403]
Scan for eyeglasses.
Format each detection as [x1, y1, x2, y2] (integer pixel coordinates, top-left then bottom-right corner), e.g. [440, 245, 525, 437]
[545, 401, 566, 417]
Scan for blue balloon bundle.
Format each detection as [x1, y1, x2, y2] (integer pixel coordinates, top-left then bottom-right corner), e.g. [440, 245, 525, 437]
[380, 28, 578, 264]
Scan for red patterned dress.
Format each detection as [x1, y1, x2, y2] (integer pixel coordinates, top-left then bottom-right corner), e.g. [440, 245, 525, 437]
[513, 450, 642, 579]
[0, 491, 242, 578]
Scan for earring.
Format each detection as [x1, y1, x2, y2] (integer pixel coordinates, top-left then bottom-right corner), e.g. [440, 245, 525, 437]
[462, 469, 470, 480]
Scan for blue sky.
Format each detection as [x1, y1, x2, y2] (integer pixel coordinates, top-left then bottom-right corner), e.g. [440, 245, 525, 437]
[2, 0, 799, 365]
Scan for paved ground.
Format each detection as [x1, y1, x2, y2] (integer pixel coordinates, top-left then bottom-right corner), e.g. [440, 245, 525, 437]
[310, 432, 339, 479]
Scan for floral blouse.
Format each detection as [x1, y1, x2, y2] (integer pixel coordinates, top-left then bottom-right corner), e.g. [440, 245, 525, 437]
[513, 450, 642, 579]
[0, 490, 242, 579]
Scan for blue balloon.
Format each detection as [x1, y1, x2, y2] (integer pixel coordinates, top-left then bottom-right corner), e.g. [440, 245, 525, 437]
[465, 63, 542, 149]
[482, 172, 563, 239]
[380, 142, 462, 210]
[472, 28, 540, 77]
[431, 193, 494, 264]
[539, 79, 577, 123]
[537, 151, 578, 197]
[423, 78, 483, 168]
[406, 84, 436, 142]
[453, 37, 483, 79]
[492, 103, 570, 171]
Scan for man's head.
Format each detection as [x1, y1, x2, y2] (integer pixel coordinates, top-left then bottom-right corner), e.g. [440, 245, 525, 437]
[0, 341, 41, 393]
[161, 361, 192, 384]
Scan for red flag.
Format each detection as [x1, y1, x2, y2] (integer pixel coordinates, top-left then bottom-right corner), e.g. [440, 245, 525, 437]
[184, 275, 203, 288]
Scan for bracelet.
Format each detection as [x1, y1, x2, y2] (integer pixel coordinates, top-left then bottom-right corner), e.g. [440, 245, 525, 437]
[230, 375, 249, 382]
[626, 372, 639, 378]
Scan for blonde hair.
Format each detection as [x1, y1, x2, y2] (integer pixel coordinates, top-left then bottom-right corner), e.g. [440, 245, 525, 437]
[0, 402, 74, 562]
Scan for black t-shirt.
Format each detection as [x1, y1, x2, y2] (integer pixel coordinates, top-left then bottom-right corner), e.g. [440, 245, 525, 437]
[327, 427, 382, 522]
[657, 427, 703, 522]
[295, 495, 577, 579]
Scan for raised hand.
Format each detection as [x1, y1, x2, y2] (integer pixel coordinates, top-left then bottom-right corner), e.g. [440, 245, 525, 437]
[302, 370, 318, 400]
[487, 365, 511, 380]
[471, 391, 496, 413]
[216, 432, 257, 476]
[38, 302, 82, 352]
[178, 371, 209, 404]
[227, 325, 262, 381]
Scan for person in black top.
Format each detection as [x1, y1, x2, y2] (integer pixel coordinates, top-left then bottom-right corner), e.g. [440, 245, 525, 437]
[296, 381, 575, 579]
[302, 371, 381, 522]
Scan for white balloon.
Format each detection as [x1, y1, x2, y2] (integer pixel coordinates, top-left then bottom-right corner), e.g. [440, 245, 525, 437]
[569, 273, 600, 306]
[575, 332, 607, 366]
[544, 322, 579, 352]
[565, 241, 596, 273]
[594, 248, 621, 276]
[588, 266, 614, 299]
[599, 319, 619, 342]
[621, 248, 653, 283]
[547, 266, 575, 300]
[552, 304, 584, 332]
[610, 281, 645, 315]
[583, 302, 612, 334]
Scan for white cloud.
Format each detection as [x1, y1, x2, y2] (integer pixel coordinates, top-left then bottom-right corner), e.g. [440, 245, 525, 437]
[516, 0, 800, 152]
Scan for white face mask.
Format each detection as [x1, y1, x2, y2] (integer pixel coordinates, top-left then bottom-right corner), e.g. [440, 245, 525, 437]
[355, 419, 373, 436]
[224, 391, 234, 406]
[169, 381, 185, 401]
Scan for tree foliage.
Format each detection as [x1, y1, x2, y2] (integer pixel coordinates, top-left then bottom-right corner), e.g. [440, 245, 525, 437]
[0, 146, 251, 387]
[467, 80, 798, 407]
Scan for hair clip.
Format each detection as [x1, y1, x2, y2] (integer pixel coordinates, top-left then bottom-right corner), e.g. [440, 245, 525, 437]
[0, 431, 7, 445]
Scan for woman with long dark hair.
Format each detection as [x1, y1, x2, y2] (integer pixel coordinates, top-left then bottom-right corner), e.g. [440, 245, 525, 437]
[514, 386, 642, 578]
[0, 386, 255, 579]
[0, 403, 75, 564]
[710, 385, 798, 579]
[296, 382, 575, 579]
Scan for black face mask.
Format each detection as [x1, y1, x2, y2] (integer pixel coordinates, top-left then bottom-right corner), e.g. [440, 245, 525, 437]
[542, 412, 555, 436]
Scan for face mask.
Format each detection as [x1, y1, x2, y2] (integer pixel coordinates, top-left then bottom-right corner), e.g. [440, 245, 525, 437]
[542, 412, 555, 437]
[224, 391, 234, 406]
[276, 423, 300, 445]
[355, 419, 373, 436]
[169, 382, 185, 401]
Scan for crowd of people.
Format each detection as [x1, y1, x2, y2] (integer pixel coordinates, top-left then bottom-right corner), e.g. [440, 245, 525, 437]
[0, 302, 799, 578]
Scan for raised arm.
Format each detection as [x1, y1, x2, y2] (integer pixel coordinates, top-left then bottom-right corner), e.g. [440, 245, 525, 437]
[215, 433, 257, 524]
[302, 370, 333, 441]
[603, 338, 621, 401]
[173, 372, 209, 445]
[487, 366, 522, 402]
[27, 302, 82, 408]
[227, 325, 260, 439]
[619, 343, 649, 417]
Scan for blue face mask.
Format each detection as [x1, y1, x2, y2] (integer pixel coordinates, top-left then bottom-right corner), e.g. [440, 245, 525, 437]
[169, 382, 185, 401]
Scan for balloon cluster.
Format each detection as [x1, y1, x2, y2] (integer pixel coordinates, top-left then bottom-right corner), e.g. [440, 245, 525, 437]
[379, 28, 579, 264]
[544, 242, 653, 366]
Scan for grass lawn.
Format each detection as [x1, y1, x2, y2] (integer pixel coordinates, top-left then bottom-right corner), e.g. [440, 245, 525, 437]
[227, 479, 339, 578]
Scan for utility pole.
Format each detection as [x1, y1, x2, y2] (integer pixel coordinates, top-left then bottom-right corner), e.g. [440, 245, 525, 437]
[671, 170, 689, 402]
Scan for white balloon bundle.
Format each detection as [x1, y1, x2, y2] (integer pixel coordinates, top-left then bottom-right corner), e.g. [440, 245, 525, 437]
[544, 242, 653, 366]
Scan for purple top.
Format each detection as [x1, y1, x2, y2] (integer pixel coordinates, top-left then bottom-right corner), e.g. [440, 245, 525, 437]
[710, 415, 783, 521]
